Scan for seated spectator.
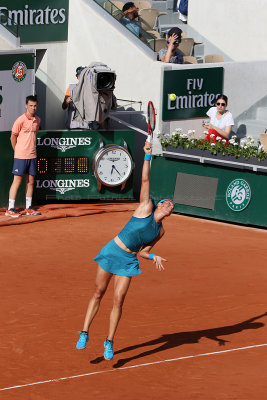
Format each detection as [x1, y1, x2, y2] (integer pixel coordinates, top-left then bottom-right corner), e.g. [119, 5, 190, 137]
[158, 27, 184, 64]
[121, 2, 141, 37]
[202, 94, 234, 143]
[62, 66, 89, 129]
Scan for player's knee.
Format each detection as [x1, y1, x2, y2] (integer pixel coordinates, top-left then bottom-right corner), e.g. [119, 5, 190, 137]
[113, 293, 125, 308]
[93, 285, 105, 300]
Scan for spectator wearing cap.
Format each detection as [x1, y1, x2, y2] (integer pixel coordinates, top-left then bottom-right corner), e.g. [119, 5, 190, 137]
[62, 66, 89, 129]
[121, 2, 141, 37]
[158, 27, 184, 64]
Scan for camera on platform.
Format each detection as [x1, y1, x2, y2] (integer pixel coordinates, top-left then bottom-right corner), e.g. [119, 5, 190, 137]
[72, 62, 117, 129]
[95, 70, 116, 91]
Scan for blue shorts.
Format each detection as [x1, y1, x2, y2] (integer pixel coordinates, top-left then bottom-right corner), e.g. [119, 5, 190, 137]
[94, 238, 142, 277]
[12, 158, 37, 176]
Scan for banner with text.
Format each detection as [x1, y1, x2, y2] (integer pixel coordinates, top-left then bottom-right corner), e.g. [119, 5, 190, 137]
[162, 67, 224, 120]
[0, 52, 35, 132]
[0, 0, 69, 43]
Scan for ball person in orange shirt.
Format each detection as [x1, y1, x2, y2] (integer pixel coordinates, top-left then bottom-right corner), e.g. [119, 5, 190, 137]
[5, 95, 41, 218]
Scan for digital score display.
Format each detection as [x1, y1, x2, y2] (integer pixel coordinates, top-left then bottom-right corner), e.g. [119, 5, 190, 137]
[37, 157, 89, 175]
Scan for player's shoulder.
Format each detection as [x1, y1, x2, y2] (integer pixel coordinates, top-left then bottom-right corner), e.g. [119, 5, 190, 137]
[134, 199, 153, 217]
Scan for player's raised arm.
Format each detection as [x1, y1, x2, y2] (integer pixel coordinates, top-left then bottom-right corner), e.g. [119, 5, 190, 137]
[139, 143, 152, 205]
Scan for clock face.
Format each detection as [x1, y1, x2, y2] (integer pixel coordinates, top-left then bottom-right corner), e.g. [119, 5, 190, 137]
[95, 146, 133, 186]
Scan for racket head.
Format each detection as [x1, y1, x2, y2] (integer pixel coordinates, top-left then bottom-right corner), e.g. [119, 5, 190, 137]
[147, 101, 156, 133]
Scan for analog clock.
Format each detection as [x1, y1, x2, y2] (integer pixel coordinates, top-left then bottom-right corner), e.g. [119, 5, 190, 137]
[93, 141, 134, 190]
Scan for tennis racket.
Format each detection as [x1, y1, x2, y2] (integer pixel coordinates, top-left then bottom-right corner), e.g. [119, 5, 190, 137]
[147, 101, 156, 144]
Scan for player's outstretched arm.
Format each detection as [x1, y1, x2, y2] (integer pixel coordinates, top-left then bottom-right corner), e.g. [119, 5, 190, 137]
[139, 142, 152, 204]
[134, 143, 153, 218]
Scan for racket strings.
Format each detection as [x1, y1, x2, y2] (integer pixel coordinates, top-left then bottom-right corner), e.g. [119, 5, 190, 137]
[148, 103, 156, 131]
[147, 101, 156, 143]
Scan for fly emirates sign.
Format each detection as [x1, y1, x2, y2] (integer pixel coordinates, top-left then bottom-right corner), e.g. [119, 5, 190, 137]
[0, 0, 69, 43]
[162, 67, 224, 120]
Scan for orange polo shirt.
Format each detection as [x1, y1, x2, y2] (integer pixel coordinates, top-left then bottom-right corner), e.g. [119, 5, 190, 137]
[12, 112, 40, 159]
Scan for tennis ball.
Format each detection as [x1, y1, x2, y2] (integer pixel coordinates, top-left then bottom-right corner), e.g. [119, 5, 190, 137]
[169, 93, 176, 101]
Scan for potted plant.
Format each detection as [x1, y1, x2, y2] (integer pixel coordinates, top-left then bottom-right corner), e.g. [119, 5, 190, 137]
[159, 129, 267, 167]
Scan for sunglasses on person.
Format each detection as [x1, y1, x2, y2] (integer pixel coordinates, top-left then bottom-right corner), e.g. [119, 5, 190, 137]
[216, 102, 226, 106]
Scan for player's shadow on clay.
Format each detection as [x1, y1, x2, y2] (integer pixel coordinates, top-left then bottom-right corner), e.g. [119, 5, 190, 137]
[90, 312, 267, 368]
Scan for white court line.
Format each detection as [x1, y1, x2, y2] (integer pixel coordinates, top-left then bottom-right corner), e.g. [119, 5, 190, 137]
[1, 343, 267, 392]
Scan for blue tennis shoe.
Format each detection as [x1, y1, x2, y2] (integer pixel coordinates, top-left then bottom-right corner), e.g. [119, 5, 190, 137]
[76, 331, 89, 349]
[104, 339, 114, 360]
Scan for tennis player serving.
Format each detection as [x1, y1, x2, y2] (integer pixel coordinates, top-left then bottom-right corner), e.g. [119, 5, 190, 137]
[76, 142, 174, 361]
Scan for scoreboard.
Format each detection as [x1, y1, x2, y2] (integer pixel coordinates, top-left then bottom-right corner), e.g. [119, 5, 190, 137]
[34, 130, 135, 202]
[37, 156, 89, 175]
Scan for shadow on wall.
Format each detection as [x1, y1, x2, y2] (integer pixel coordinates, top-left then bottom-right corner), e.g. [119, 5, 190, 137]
[108, 106, 148, 131]
[233, 94, 267, 140]
[35, 77, 46, 129]
[235, 124, 246, 139]
[35, 70, 66, 130]
[107, 107, 148, 198]
[35, 76, 66, 130]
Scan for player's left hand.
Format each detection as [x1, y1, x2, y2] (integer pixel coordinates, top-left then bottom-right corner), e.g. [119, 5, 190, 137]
[153, 255, 167, 271]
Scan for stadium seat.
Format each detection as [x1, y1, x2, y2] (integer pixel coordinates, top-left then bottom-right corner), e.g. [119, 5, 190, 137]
[260, 132, 267, 152]
[113, 9, 124, 20]
[104, 1, 113, 13]
[104, 1, 124, 20]
[178, 38, 194, 56]
[153, 38, 166, 52]
[204, 54, 224, 63]
[146, 30, 161, 39]
[134, 1, 151, 9]
[183, 56, 198, 64]
[139, 8, 167, 31]
[111, 1, 124, 9]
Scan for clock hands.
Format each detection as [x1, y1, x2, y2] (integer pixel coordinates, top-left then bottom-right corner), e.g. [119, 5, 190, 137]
[113, 166, 121, 176]
[111, 164, 121, 176]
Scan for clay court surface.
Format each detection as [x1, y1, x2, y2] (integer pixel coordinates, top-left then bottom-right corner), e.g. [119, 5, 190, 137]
[1, 204, 267, 400]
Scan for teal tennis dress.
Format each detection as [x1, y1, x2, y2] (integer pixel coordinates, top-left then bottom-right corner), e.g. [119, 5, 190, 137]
[94, 211, 162, 277]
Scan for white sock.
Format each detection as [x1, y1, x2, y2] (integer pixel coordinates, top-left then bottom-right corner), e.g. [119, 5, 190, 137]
[8, 199, 15, 210]
[26, 197, 32, 209]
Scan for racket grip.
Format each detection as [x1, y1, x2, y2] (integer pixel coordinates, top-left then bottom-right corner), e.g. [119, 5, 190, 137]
[146, 134, 152, 143]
